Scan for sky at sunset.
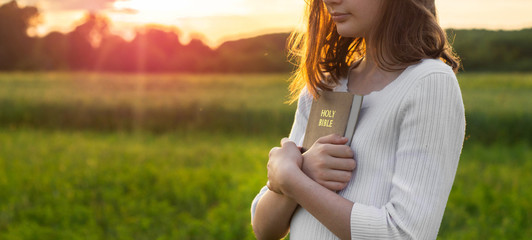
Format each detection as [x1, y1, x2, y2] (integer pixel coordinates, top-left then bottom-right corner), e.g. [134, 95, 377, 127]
[3, 0, 532, 46]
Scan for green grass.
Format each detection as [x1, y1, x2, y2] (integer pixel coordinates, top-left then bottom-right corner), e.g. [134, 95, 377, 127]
[0, 129, 530, 239]
[0, 128, 279, 240]
[458, 73, 532, 143]
[439, 141, 532, 239]
[0, 72, 295, 135]
[0, 72, 531, 239]
[0, 72, 293, 111]
[459, 72, 532, 116]
[1, 72, 531, 142]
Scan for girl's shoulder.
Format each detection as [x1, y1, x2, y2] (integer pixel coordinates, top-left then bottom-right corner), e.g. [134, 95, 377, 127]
[406, 58, 456, 79]
[396, 58, 459, 93]
[373, 58, 461, 107]
[400, 59, 463, 105]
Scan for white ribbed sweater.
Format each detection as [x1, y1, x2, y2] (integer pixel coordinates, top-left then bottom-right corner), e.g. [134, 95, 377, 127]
[251, 59, 466, 239]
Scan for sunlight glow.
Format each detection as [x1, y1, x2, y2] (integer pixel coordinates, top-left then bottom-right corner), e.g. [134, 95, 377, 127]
[113, 0, 249, 18]
[114, 0, 182, 12]
[4, 0, 531, 47]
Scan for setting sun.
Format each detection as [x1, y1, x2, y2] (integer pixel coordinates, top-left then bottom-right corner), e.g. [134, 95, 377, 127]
[107, 0, 272, 45]
[113, 0, 249, 18]
[114, 0, 183, 13]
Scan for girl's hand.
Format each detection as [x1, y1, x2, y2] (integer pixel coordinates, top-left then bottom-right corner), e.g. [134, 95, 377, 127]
[267, 138, 303, 195]
[302, 134, 356, 191]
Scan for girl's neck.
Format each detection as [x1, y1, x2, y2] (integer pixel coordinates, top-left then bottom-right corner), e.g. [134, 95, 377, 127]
[347, 53, 403, 95]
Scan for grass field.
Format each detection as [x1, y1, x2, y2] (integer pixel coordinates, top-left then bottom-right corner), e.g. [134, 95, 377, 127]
[0, 72, 531, 239]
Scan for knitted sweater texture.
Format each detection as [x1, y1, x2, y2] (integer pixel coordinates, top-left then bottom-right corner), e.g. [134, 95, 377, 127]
[251, 59, 466, 239]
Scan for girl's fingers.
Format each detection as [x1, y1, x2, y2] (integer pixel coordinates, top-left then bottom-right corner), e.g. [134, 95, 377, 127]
[322, 144, 354, 158]
[269, 146, 280, 158]
[280, 138, 296, 148]
[322, 180, 349, 192]
[316, 134, 348, 145]
[321, 169, 353, 183]
[326, 157, 357, 171]
[320, 169, 353, 191]
[266, 181, 282, 195]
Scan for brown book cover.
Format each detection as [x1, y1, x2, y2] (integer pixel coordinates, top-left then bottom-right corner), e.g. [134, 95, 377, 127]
[302, 90, 363, 151]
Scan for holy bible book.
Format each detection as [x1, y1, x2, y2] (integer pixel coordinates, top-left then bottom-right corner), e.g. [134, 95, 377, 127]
[302, 91, 363, 151]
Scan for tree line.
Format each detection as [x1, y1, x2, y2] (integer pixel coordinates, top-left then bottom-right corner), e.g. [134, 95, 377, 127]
[0, 1, 291, 73]
[0, 0, 530, 73]
[450, 29, 532, 72]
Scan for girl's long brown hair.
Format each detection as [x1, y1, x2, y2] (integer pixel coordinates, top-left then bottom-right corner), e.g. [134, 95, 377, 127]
[287, 0, 460, 102]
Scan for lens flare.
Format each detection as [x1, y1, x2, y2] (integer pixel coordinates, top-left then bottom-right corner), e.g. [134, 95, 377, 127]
[116, 0, 198, 13]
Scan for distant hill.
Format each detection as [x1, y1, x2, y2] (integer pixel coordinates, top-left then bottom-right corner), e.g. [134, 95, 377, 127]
[214, 33, 293, 72]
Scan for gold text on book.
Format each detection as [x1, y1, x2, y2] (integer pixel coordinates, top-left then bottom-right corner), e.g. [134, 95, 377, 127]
[318, 109, 336, 128]
[320, 109, 336, 118]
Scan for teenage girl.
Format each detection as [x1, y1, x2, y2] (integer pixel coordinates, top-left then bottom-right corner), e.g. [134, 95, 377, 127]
[251, 0, 465, 239]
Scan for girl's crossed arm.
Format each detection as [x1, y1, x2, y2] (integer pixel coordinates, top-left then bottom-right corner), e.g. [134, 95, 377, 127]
[266, 137, 355, 240]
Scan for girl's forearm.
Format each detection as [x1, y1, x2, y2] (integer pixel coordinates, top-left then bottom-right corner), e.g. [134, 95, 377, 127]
[252, 190, 298, 240]
[282, 169, 354, 240]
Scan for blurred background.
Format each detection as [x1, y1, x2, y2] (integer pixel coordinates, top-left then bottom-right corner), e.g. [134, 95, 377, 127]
[0, 0, 530, 239]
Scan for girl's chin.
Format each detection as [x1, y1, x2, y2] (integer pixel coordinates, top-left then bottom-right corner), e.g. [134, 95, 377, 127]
[335, 24, 365, 38]
[335, 28, 357, 38]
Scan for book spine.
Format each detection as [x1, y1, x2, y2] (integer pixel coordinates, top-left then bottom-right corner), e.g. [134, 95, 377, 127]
[344, 95, 363, 146]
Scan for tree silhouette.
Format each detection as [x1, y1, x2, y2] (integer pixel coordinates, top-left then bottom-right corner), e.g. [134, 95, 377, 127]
[39, 31, 69, 70]
[67, 13, 110, 70]
[0, 0, 39, 70]
[129, 27, 184, 72]
[2, 1, 530, 73]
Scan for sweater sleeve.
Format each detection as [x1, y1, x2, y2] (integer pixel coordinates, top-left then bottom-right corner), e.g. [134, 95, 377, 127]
[250, 86, 313, 221]
[349, 73, 466, 239]
[288, 86, 313, 146]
